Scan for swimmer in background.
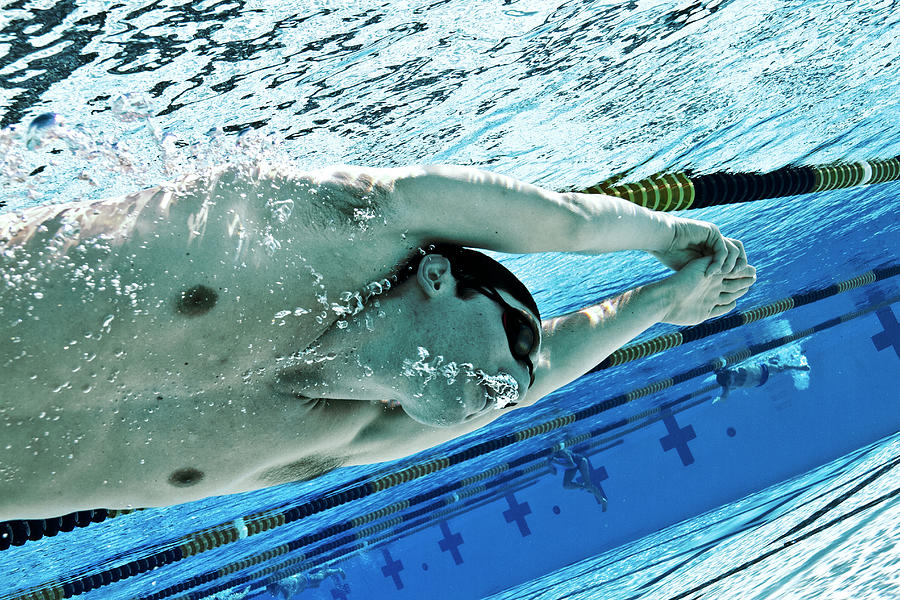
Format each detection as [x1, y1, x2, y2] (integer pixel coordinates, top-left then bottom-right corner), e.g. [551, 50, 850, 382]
[547, 448, 608, 510]
[266, 568, 346, 599]
[713, 352, 810, 402]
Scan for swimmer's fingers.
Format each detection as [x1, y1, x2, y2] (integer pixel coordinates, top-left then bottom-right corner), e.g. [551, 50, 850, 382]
[721, 269, 756, 292]
[718, 288, 749, 305]
[703, 224, 728, 276]
[718, 265, 755, 305]
[711, 237, 747, 276]
[710, 300, 738, 318]
[724, 237, 747, 273]
[723, 263, 756, 284]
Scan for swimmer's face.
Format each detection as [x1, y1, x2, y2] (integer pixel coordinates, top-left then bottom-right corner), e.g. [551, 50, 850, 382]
[399, 286, 541, 427]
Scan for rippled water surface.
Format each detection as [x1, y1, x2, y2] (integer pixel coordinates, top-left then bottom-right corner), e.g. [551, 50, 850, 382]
[3, 0, 900, 209]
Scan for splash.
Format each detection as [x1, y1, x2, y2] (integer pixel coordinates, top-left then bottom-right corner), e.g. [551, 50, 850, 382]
[401, 347, 520, 410]
[0, 93, 291, 212]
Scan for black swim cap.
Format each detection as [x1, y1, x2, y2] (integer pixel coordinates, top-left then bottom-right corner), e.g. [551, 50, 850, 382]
[715, 370, 732, 387]
[398, 243, 540, 321]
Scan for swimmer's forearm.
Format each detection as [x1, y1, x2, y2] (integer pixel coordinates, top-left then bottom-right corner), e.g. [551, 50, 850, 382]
[393, 165, 674, 254]
[569, 191, 676, 254]
[526, 281, 670, 404]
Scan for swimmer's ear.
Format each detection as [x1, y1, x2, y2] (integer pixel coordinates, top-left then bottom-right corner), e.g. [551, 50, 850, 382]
[416, 253, 453, 297]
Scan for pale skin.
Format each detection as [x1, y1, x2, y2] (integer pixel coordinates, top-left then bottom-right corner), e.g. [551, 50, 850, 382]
[0, 163, 755, 520]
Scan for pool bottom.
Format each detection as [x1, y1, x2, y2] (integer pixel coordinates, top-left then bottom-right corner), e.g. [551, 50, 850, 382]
[486, 428, 900, 600]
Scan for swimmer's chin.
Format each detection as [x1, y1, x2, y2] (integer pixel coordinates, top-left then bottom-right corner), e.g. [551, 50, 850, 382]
[399, 404, 469, 428]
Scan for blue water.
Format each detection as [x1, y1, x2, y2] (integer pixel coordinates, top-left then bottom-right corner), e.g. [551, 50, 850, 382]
[486, 431, 900, 600]
[1, 0, 899, 599]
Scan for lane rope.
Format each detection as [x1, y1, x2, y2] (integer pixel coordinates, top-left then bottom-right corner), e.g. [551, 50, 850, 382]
[569, 157, 900, 210]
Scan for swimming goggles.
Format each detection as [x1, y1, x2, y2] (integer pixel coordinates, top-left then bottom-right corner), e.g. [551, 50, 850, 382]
[470, 285, 540, 390]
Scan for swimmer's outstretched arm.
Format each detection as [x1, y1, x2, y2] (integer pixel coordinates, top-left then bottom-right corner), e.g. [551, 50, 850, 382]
[391, 165, 746, 275]
[523, 257, 756, 405]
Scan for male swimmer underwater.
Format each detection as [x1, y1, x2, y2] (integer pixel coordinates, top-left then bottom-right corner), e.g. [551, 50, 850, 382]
[0, 164, 755, 520]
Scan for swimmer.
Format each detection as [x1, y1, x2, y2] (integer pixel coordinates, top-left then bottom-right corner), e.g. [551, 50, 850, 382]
[713, 354, 810, 402]
[266, 568, 346, 599]
[547, 448, 608, 510]
[0, 162, 755, 520]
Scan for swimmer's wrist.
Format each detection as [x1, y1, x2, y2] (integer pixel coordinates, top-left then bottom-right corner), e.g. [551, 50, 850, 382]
[643, 210, 678, 254]
[641, 278, 677, 324]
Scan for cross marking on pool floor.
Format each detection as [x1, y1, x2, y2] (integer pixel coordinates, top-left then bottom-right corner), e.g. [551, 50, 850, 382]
[586, 460, 609, 487]
[586, 461, 609, 502]
[872, 307, 900, 360]
[659, 408, 697, 466]
[565, 457, 609, 500]
[330, 583, 350, 600]
[438, 521, 465, 565]
[503, 492, 532, 537]
[380, 548, 404, 590]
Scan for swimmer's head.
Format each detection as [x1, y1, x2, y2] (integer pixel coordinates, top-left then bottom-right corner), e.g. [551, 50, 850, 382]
[390, 244, 542, 426]
[716, 369, 733, 388]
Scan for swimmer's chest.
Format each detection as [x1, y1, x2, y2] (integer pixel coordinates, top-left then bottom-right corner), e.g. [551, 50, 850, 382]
[0, 383, 376, 517]
[2, 208, 393, 401]
[2, 170, 419, 395]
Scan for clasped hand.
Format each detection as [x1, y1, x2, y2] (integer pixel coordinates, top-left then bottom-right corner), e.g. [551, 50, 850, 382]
[649, 215, 747, 276]
[648, 215, 756, 326]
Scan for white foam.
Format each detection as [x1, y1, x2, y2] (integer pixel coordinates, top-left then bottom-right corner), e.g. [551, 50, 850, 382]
[401, 347, 520, 409]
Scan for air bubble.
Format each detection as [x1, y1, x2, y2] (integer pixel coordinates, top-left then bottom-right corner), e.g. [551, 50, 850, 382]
[25, 113, 63, 150]
[110, 93, 153, 122]
[401, 347, 520, 409]
[262, 231, 281, 255]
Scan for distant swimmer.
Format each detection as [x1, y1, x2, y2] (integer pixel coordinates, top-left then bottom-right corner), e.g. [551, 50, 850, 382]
[267, 568, 346, 599]
[0, 162, 755, 520]
[547, 448, 608, 510]
[714, 353, 810, 402]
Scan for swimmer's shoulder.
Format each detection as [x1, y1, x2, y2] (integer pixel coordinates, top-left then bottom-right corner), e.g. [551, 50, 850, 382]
[0, 171, 209, 253]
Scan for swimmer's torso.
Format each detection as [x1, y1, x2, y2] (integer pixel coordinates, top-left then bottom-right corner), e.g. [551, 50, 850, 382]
[0, 163, 427, 520]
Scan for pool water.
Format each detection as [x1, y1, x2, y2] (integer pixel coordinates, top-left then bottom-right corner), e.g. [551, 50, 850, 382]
[1, 0, 899, 599]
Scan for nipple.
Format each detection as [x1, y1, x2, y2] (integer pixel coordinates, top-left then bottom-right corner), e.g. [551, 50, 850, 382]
[173, 285, 218, 316]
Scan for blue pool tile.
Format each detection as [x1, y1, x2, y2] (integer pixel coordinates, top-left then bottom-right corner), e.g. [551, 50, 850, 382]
[438, 521, 465, 565]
